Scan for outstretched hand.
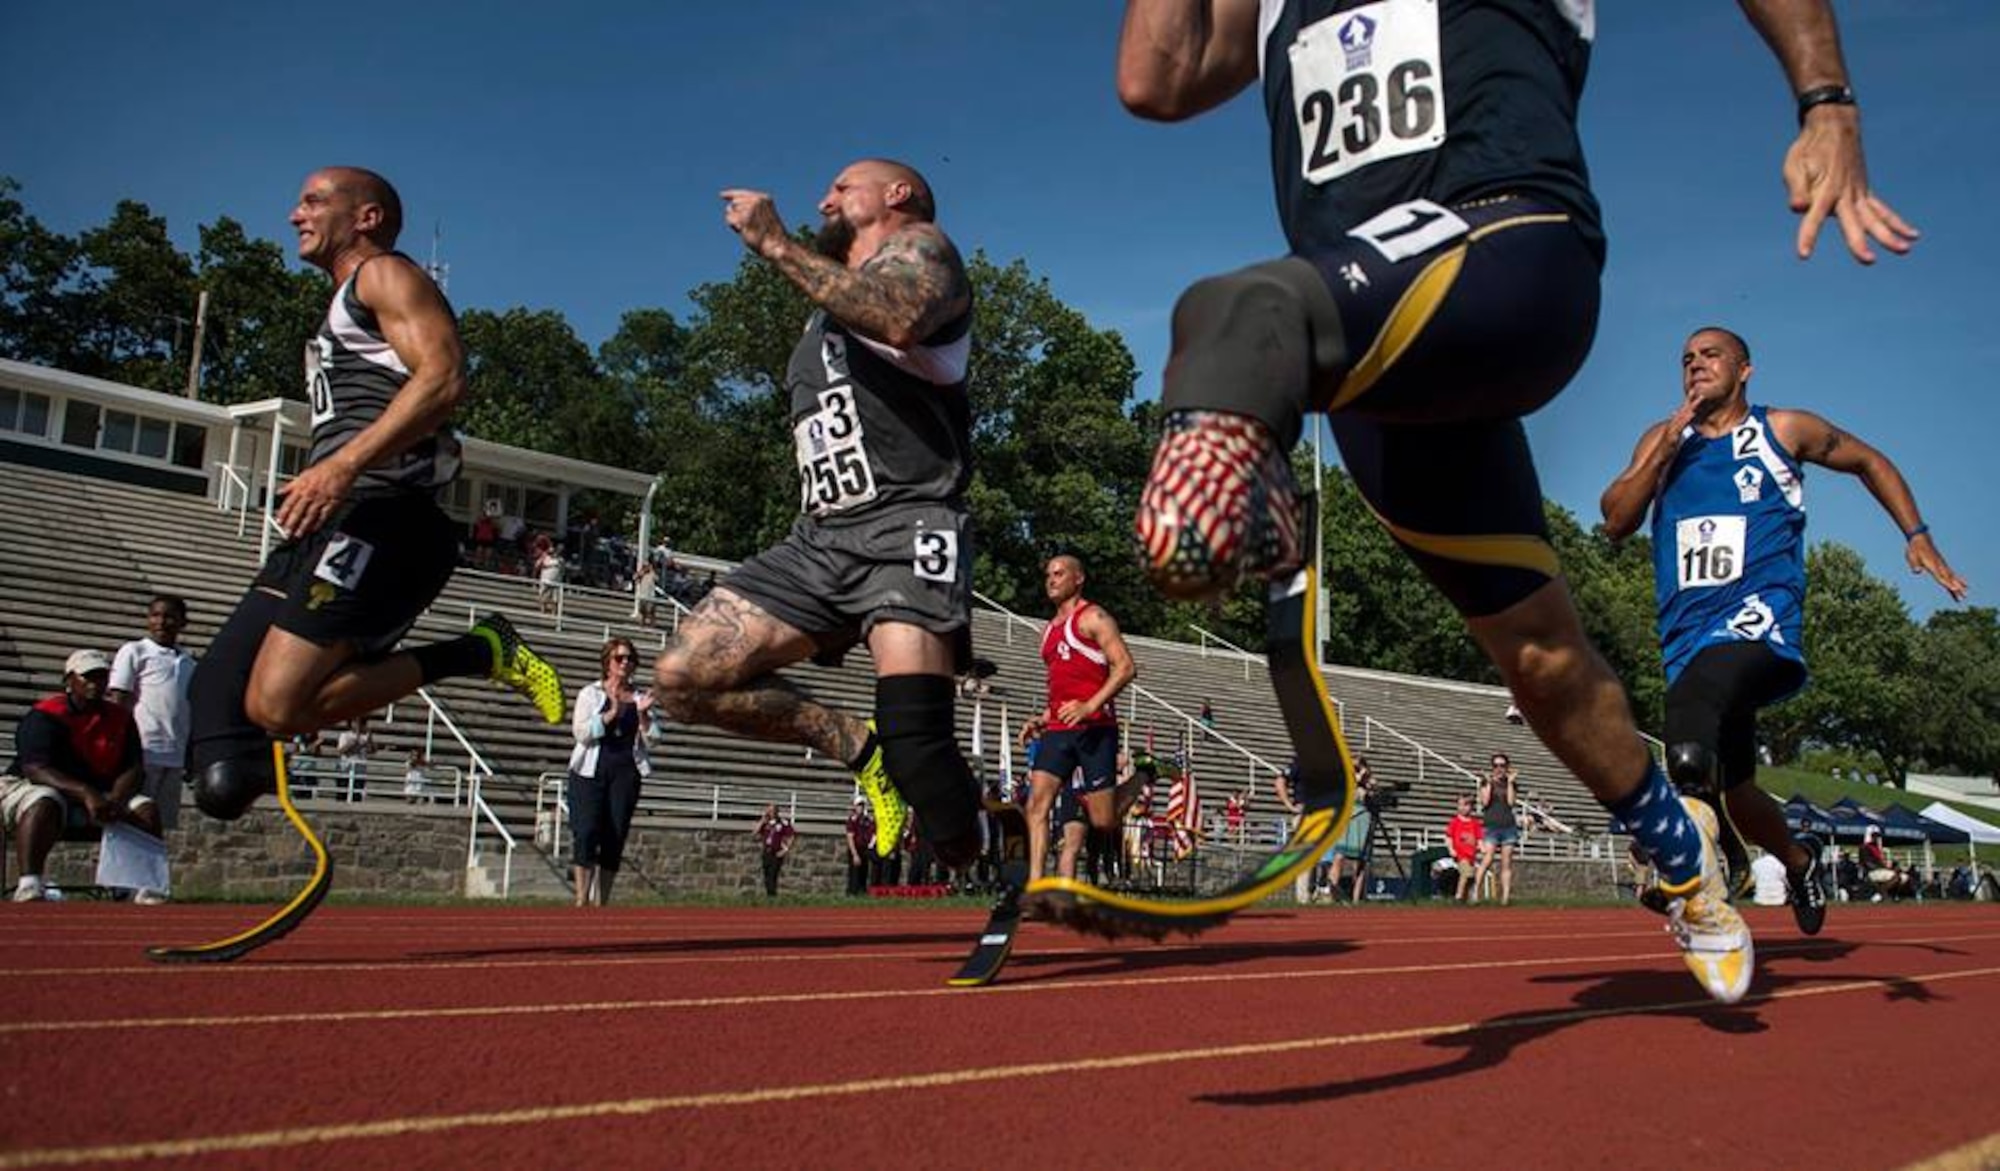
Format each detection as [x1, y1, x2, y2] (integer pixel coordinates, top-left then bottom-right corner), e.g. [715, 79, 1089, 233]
[720, 188, 788, 257]
[1783, 110, 1919, 263]
[1906, 534, 1968, 602]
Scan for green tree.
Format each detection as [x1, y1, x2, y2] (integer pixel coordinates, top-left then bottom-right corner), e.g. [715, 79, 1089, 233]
[192, 217, 326, 405]
[964, 255, 1148, 624]
[1564, 516, 1666, 730]
[1911, 607, 2000, 779]
[456, 307, 607, 455]
[0, 177, 89, 368]
[1763, 543, 1920, 777]
[73, 200, 199, 391]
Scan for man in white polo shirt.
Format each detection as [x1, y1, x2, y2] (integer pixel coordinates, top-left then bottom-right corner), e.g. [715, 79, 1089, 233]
[108, 595, 197, 840]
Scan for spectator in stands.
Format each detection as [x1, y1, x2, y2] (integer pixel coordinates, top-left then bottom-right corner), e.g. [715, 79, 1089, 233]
[1750, 850, 1788, 907]
[402, 748, 431, 804]
[568, 637, 658, 907]
[498, 511, 527, 569]
[844, 795, 874, 896]
[634, 559, 659, 628]
[334, 715, 374, 802]
[1472, 754, 1521, 905]
[1447, 795, 1482, 902]
[2, 651, 166, 903]
[470, 508, 498, 570]
[108, 594, 197, 843]
[754, 803, 795, 897]
[533, 534, 564, 615]
[1198, 698, 1217, 738]
[287, 733, 320, 800]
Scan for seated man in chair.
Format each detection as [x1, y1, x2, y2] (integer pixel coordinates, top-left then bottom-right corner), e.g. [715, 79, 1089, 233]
[2, 651, 165, 902]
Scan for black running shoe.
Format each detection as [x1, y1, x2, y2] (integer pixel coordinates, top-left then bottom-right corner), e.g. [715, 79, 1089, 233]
[1787, 832, 1827, 936]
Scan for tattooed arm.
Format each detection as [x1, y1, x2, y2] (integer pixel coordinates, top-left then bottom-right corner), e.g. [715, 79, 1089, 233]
[720, 189, 970, 350]
[1772, 408, 1967, 600]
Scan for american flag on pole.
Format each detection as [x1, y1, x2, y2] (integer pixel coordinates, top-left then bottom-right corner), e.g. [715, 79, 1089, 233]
[1164, 760, 1200, 859]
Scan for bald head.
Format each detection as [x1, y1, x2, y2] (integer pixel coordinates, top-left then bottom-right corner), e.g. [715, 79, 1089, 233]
[855, 158, 936, 222]
[320, 166, 404, 246]
[1044, 554, 1086, 605]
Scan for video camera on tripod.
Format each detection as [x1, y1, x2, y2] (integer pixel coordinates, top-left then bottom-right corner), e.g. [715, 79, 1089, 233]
[1361, 778, 1413, 812]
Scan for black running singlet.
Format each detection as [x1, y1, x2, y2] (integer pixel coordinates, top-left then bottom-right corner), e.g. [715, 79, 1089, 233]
[1258, 0, 1602, 258]
[303, 253, 462, 497]
[785, 308, 974, 522]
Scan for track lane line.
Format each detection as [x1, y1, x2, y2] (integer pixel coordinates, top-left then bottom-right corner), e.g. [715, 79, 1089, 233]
[8, 932, 2000, 1035]
[5, 963, 1999, 1168]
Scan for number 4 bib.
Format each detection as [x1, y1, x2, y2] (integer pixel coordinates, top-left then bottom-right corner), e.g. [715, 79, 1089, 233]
[1289, 0, 1445, 186]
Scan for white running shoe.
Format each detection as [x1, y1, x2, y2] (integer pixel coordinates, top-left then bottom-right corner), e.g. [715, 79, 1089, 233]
[1664, 797, 1755, 1005]
[11, 875, 46, 902]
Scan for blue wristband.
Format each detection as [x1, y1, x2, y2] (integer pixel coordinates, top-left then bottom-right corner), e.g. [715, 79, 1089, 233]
[1905, 524, 1930, 541]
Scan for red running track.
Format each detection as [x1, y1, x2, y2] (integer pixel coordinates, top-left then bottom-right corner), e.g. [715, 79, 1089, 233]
[2, 900, 1997, 1169]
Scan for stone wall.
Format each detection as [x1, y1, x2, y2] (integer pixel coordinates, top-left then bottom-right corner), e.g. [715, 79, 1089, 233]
[33, 809, 863, 900]
[33, 809, 1628, 903]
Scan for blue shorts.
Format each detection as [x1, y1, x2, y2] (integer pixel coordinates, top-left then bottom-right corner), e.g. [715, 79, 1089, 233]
[1483, 826, 1521, 847]
[1035, 725, 1118, 793]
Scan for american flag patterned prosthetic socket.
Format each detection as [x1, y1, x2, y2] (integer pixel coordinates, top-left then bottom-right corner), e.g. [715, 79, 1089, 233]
[1135, 411, 1304, 601]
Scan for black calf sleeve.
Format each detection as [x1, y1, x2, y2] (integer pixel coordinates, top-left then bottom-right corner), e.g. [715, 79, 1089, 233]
[1161, 257, 1347, 449]
[874, 674, 980, 861]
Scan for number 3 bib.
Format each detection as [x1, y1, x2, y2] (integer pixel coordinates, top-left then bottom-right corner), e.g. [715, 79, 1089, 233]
[1289, 0, 1445, 186]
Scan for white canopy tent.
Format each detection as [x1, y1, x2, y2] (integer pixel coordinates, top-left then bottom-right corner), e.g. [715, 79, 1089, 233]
[1918, 802, 2000, 846]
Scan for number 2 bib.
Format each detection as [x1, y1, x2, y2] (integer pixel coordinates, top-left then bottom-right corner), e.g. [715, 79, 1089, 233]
[1289, 0, 1445, 187]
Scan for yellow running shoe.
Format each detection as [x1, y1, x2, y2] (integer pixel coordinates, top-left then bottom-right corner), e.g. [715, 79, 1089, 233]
[1662, 796, 1755, 1005]
[852, 719, 908, 859]
[470, 612, 565, 725]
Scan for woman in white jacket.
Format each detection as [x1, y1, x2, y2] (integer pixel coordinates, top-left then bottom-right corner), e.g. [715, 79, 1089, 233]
[568, 637, 658, 906]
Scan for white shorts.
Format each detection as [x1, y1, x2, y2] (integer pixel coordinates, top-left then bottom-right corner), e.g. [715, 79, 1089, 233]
[0, 774, 156, 832]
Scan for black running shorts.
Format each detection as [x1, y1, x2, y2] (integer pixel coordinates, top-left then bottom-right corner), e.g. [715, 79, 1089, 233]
[1305, 197, 1602, 618]
[257, 493, 461, 655]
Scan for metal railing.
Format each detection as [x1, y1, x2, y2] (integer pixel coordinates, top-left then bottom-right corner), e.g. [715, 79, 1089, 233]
[1358, 715, 1483, 790]
[410, 686, 515, 897]
[284, 755, 464, 806]
[454, 570, 684, 647]
[1187, 623, 1261, 680]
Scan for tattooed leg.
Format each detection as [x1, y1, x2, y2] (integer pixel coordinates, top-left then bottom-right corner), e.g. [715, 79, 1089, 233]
[651, 589, 868, 761]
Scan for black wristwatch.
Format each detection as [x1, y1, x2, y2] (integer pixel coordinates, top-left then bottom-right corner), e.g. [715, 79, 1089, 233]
[1796, 84, 1857, 124]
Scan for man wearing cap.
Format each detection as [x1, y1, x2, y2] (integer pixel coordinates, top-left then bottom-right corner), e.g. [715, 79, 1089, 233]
[2, 651, 165, 902]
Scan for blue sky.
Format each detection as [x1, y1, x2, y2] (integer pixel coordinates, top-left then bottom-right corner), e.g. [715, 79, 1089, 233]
[4, 2, 1992, 621]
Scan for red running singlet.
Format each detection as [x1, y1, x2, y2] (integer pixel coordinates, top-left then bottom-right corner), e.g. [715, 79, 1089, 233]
[1042, 601, 1116, 731]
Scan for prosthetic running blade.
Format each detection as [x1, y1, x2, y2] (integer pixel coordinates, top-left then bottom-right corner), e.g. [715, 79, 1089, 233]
[947, 863, 1028, 987]
[1022, 498, 1356, 940]
[147, 742, 332, 964]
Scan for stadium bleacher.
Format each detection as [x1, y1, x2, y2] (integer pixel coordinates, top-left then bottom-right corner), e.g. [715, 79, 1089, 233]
[0, 456, 1615, 891]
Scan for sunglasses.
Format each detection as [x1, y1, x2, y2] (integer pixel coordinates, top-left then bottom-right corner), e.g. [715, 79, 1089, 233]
[609, 653, 635, 663]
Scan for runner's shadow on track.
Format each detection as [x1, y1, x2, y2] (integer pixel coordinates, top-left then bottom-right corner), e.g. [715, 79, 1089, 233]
[1201, 941, 1946, 1108]
[977, 935, 1362, 983]
[413, 930, 985, 961]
